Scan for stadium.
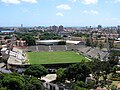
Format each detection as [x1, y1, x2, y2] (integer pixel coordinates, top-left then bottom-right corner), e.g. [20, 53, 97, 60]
[5, 39, 108, 69]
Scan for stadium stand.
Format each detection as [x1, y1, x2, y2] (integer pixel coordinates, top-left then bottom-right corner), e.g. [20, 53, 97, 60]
[86, 48, 108, 60]
[27, 45, 85, 52]
[78, 47, 91, 53]
[27, 45, 109, 61]
[51, 45, 66, 51]
[38, 45, 49, 52]
[27, 46, 36, 52]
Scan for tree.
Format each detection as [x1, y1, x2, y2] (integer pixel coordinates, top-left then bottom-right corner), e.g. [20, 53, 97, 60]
[89, 59, 101, 85]
[109, 39, 114, 49]
[111, 85, 117, 90]
[93, 41, 98, 47]
[85, 38, 91, 46]
[22, 35, 35, 46]
[0, 73, 45, 90]
[56, 68, 66, 82]
[72, 81, 87, 90]
[1, 73, 25, 90]
[40, 32, 62, 40]
[65, 63, 91, 82]
[99, 41, 104, 49]
[73, 85, 87, 90]
[0, 87, 7, 90]
[108, 50, 119, 67]
[25, 65, 48, 78]
[4, 36, 11, 40]
[15, 32, 36, 46]
[101, 61, 111, 84]
[23, 75, 45, 90]
[89, 59, 112, 86]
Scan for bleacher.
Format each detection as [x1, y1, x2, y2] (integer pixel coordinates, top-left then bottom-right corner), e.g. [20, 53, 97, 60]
[27, 45, 85, 52]
[51, 45, 66, 51]
[27, 46, 36, 52]
[38, 45, 49, 52]
[86, 48, 99, 58]
[78, 47, 91, 53]
[86, 48, 108, 60]
[67, 45, 76, 51]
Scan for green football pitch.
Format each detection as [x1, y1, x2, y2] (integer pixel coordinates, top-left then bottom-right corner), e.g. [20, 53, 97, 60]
[27, 51, 88, 64]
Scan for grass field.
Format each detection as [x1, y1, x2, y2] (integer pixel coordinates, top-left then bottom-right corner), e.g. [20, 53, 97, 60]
[27, 51, 88, 64]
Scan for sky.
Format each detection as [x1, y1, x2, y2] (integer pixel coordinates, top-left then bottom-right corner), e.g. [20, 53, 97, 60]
[0, 0, 120, 27]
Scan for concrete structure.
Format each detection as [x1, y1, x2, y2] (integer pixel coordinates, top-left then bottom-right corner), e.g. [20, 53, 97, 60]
[15, 40, 26, 46]
[7, 48, 26, 65]
[27, 45, 83, 52]
[43, 82, 71, 90]
[0, 68, 12, 74]
[36, 40, 83, 45]
[41, 74, 57, 83]
[36, 40, 64, 45]
[114, 40, 120, 48]
[0, 29, 15, 33]
[78, 47, 109, 61]
[66, 40, 83, 45]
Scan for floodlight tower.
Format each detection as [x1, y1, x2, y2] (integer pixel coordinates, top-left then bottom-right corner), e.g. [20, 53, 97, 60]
[7, 33, 15, 69]
[8, 34, 14, 54]
[106, 34, 110, 53]
[89, 26, 93, 47]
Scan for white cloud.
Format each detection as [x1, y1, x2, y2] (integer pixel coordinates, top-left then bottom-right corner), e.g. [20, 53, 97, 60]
[83, 10, 89, 13]
[68, 0, 77, 2]
[105, 0, 120, 3]
[110, 18, 119, 21]
[105, 17, 120, 23]
[90, 10, 98, 14]
[56, 12, 64, 16]
[23, 8, 30, 13]
[1, 0, 20, 4]
[81, 0, 98, 5]
[83, 10, 99, 15]
[69, 0, 98, 4]
[21, 0, 37, 3]
[1, 0, 37, 4]
[56, 4, 71, 10]
[114, 0, 120, 2]
[56, 12, 64, 17]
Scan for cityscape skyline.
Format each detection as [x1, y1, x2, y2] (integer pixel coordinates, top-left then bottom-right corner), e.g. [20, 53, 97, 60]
[0, 0, 120, 27]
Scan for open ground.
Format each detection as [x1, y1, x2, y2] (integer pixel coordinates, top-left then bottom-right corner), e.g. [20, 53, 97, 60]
[27, 51, 88, 64]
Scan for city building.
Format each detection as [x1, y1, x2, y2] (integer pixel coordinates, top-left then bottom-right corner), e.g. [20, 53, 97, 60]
[58, 25, 64, 32]
[97, 25, 102, 30]
[117, 25, 120, 36]
[52, 25, 58, 33]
